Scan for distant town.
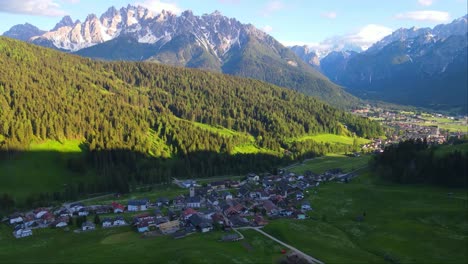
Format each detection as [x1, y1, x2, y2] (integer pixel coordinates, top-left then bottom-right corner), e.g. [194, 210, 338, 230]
[352, 107, 467, 152]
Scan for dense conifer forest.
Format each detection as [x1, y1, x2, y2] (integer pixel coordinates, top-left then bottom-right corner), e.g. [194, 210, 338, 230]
[0, 37, 383, 206]
[371, 139, 468, 188]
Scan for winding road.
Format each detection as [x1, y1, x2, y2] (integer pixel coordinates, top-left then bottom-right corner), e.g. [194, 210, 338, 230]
[236, 227, 324, 264]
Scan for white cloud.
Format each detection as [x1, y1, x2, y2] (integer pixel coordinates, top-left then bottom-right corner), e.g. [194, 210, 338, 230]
[261, 25, 273, 33]
[395, 10, 450, 22]
[418, 0, 433, 6]
[135, 0, 182, 14]
[262, 0, 285, 16]
[281, 24, 393, 55]
[321, 11, 337, 19]
[344, 24, 394, 49]
[0, 0, 68, 16]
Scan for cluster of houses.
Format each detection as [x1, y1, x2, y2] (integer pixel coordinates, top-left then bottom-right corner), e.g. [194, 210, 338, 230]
[5, 169, 353, 239]
[6, 204, 107, 238]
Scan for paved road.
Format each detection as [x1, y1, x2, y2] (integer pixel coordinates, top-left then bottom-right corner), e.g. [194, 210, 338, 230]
[63, 193, 113, 208]
[237, 227, 324, 264]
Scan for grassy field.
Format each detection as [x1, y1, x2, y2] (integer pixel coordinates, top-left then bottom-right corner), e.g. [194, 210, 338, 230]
[418, 115, 467, 132]
[289, 153, 372, 175]
[0, 140, 97, 202]
[287, 134, 370, 146]
[82, 185, 188, 206]
[263, 171, 468, 264]
[0, 224, 286, 264]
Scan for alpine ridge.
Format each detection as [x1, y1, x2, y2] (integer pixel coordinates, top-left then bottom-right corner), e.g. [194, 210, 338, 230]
[316, 15, 468, 112]
[2, 5, 358, 108]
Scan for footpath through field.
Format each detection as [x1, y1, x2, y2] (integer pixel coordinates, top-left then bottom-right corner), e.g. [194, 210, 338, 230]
[236, 227, 324, 264]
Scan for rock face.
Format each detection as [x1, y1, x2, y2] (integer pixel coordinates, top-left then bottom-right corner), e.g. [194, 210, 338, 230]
[318, 15, 468, 112]
[289, 46, 321, 69]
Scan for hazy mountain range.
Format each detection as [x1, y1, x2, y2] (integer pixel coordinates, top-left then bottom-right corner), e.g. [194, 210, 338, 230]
[291, 15, 468, 112]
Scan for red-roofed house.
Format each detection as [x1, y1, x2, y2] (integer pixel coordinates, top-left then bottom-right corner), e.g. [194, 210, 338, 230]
[183, 208, 197, 220]
[112, 202, 125, 214]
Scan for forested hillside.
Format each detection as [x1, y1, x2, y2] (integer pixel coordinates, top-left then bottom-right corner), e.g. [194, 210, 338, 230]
[0, 37, 382, 205]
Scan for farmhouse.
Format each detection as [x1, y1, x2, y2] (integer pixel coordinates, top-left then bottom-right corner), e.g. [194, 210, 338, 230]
[40, 212, 55, 225]
[51, 217, 68, 228]
[113, 216, 127, 226]
[188, 214, 213, 233]
[9, 214, 23, 225]
[13, 227, 32, 239]
[128, 199, 149, 212]
[262, 200, 279, 216]
[133, 214, 155, 226]
[112, 202, 125, 213]
[183, 208, 197, 220]
[34, 208, 49, 219]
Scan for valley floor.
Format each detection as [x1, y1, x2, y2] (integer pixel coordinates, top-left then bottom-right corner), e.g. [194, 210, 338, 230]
[1, 155, 466, 264]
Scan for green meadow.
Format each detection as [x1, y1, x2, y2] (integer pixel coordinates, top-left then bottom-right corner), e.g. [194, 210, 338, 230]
[290, 153, 372, 174]
[263, 170, 468, 264]
[0, 140, 97, 202]
[289, 133, 370, 145]
[0, 225, 286, 264]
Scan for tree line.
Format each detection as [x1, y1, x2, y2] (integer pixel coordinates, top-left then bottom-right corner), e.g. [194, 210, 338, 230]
[371, 139, 468, 188]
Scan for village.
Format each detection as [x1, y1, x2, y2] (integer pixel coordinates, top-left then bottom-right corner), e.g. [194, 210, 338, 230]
[2, 168, 356, 242]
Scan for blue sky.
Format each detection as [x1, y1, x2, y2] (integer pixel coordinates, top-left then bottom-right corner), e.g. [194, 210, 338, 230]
[0, 0, 466, 47]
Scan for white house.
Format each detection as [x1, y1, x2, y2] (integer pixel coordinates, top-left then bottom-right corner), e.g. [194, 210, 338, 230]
[223, 192, 233, 200]
[70, 203, 85, 214]
[301, 201, 312, 211]
[200, 222, 213, 233]
[296, 192, 304, 200]
[55, 221, 68, 228]
[82, 222, 95, 231]
[9, 215, 23, 225]
[112, 202, 125, 214]
[128, 199, 149, 212]
[247, 173, 260, 182]
[113, 217, 126, 226]
[34, 209, 48, 219]
[102, 218, 113, 228]
[78, 209, 89, 216]
[259, 191, 270, 201]
[13, 228, 32, 239]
